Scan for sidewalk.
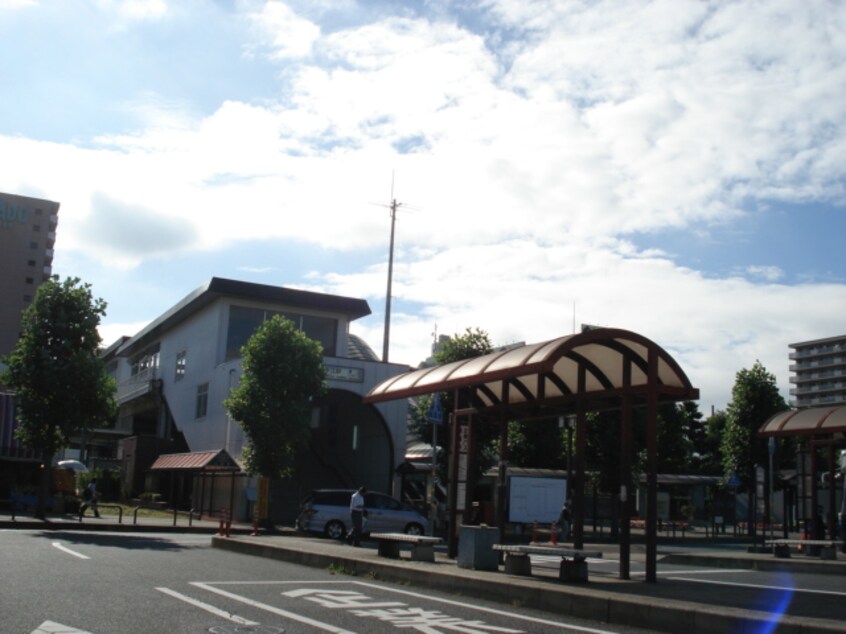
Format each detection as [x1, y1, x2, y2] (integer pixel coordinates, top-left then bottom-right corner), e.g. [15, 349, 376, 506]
[4, 511, 845, 633]
[0, 509, 251, 533]
[210, 531, 846, 634]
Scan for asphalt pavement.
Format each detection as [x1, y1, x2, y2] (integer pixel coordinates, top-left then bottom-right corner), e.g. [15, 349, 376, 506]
[4, 510, 845, 634]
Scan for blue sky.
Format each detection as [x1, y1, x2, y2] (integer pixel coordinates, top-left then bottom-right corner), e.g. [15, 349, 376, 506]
[2, 0, 845, 411]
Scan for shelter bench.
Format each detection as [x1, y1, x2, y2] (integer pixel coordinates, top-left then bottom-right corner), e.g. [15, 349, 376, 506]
[764, 539, 839, 560]
[369, 532, 443, 562]
[492, 544, 602, 582]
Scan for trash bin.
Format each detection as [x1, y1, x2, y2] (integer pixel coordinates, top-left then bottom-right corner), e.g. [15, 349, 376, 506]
[457, 524, 499, 571]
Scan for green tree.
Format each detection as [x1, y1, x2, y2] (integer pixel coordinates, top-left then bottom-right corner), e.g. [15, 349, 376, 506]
[696, 409, 728, 475]
[721, 361, 787, 533]
[409, 327, 493, 474]
[1, 276, 116, 518]
[507, 417, 565, 470]
[224, 315, 326, 479]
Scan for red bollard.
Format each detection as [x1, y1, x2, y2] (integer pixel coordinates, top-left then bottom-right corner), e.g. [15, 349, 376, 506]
[218, 512, 225, 537]
[224, 508, 231, 538]
[550, 521, 558, 545]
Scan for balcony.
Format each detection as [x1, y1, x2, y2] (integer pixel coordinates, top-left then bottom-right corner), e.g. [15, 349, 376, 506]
[116, 368, 161, 405]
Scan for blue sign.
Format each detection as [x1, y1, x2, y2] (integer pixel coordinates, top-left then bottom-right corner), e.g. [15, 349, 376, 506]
[726, 472, 741, 488]
[427, 394, 444, 425]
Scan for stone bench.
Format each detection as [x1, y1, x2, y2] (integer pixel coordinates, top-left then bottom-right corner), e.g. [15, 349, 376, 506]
[492, 544, 602, 582]
[369, 532, 443, 562]
[765, 539, 839, 560]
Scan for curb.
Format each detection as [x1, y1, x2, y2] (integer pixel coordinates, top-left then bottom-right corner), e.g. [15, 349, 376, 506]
[664, 552, 846, 576]
[211, 536, 846, 634]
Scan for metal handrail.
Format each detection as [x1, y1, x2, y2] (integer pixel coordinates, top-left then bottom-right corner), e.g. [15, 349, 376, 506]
[95, 504, 124, 524]
[172, 508, 195, 527]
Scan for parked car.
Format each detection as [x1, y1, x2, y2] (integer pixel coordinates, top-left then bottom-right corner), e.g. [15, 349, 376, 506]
[295, 488, 429, 540]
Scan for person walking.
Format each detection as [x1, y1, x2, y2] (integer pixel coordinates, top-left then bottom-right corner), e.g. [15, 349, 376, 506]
[79, 478, 100, 520]
[558, 500, 572, 542]
[348, 486, 366, 546]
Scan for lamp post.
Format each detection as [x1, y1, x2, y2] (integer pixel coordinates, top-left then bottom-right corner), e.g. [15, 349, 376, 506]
[559, 415, 575, 500]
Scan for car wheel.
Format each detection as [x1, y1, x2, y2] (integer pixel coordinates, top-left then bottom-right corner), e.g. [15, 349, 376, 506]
[405, 523, 424, 535]
[325, 520, 346, 540]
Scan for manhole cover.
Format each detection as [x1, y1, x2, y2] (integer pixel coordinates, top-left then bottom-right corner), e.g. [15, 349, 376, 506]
[208, 626, 284, 634]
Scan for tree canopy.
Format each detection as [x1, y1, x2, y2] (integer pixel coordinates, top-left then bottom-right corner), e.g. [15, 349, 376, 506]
[721, 360, 787, 490]
[409, 327, 493, 471]
[1, 276, 116, 517]
[224, 315, 326, 478]
[1, 276, 116, 459]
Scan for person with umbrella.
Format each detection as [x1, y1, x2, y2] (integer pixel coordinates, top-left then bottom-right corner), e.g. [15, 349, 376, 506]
[79, 478, 100, 519]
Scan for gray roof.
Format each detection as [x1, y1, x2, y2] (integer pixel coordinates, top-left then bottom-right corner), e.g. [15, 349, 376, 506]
[117, 277, 371, 357]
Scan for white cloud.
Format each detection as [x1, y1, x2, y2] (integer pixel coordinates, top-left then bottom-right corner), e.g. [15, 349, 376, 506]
[3, 0, 845, 413]
[0, 0, 36, 9]
[341, 239, 845, 410]
[745, 265, 784, 282]
[247, 1, 320, 59]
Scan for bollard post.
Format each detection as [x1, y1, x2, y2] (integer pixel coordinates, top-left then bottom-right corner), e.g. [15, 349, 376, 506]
[251, 504, 260, 536]
[550, 521, 558, 545]
[218, 509, 226, 536]
[532, 521, 538, 543]
[225, 508, 231, 538]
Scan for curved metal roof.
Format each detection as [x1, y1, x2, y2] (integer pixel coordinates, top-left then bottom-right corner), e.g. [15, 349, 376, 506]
[758, 406, 846, 437]
[364, 328, 698, 414]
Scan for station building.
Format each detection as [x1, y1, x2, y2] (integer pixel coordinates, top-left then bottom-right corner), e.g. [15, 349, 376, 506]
[87, 277, 410, 524]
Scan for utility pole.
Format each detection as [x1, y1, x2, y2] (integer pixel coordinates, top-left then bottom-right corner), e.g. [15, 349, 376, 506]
[383, 198, 401, 362]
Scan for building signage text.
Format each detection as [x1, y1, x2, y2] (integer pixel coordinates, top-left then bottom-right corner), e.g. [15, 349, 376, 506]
[0, 200, 30, 229]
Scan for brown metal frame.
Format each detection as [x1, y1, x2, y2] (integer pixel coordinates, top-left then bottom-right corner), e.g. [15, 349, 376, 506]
[365, 328, 699, 582]
[759, 407, 846, 541]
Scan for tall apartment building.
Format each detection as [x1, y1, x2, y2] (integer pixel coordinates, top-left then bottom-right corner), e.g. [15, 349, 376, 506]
[0, 192, 60, 359]
[788, 334, 846, 408]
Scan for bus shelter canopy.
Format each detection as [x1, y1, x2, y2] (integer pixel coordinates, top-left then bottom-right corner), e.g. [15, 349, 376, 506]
[364, 327, 698, 413]
[758, 406, 846, 438]
[364, 327, 699, 584]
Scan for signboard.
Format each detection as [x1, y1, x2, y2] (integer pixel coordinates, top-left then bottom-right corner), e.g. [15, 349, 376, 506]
[507, 476, 567, 524]
[427, 394, 444, 425]
[326, 365, 364, 383]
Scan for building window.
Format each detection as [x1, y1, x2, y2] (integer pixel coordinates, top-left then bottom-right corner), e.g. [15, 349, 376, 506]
[30, 241, 39, 249]
[225, 305, 338, 360]
[131, 345, 160, 377]
[175, 351, 187, 381]
[33, 224, 41, 232]
[27, 259, 36, 267]
[23, 295, 32, 303]
[25, 277, 33, 285]
[195, 383, 209, 419]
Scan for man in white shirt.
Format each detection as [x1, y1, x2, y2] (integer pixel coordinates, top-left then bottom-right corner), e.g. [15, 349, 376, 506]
[349, 486, 366, 546]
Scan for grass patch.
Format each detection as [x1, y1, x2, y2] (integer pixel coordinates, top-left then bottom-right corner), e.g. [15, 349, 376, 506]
[327, 563, 357, 576]
[97, 504, 174, 520]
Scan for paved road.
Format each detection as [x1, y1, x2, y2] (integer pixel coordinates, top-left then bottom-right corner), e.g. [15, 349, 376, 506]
[1, 529, 656, 634]
[530, 549, 846, 620]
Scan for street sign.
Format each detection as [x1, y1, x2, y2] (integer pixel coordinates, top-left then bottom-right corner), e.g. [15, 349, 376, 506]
[427, 394, 444, 425]
[726, 472, 741, 488]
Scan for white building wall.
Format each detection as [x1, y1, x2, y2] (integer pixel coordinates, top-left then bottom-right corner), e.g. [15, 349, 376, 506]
[145, 296, 409, 482]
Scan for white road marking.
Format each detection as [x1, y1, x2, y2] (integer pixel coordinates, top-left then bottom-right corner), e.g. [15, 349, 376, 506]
[31, 621, 92, 634]
[193, 582, 356, 633]
[630, 569, 750, 576]
[198, 580, 627, 633]
[352, 580, 620, 633]
[155, 587, 259, 625]
[667, 576, 846, 597]
[51, 542, 90, 560]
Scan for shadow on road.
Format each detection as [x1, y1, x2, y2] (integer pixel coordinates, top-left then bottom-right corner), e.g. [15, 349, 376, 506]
[35, 530, 205, 551]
